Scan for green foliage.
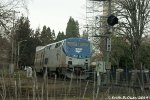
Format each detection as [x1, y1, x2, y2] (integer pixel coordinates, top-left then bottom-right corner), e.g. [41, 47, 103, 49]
[111, 35, 132, 68]
[51, 29, 56, 40]
[19, 38, 36, 66]
[82, 30, 88, 39]
[14, 16, 35, 67]
[56, 31, 65, 41]
[66, 17, 80, 38]
[14, 16, 57, 67]
[140, 39, 150, 69]
[15, 16, 31, 41]
[33, 27, 42, 46]
[40, 26, 55, 45]
[40, 26, 49, 45]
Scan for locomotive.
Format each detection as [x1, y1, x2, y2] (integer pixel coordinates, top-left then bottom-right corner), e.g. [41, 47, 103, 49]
[34, 38, 92, 79]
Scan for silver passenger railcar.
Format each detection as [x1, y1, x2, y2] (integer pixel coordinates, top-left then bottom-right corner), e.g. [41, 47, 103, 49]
[34, 38, 92, 79]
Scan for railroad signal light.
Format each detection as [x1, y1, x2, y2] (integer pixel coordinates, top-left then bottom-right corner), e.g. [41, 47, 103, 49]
[107, 15, 118, 26]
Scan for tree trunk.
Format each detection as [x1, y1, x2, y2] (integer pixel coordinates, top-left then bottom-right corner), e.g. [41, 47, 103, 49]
[132, 44, 141, 69]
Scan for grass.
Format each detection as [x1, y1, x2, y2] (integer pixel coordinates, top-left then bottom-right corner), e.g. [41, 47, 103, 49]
[70, 96, 90, 100]
[0, 67, 149, 100]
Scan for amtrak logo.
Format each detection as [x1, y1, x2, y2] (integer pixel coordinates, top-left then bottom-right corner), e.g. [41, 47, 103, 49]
[75, 48, 82, 53]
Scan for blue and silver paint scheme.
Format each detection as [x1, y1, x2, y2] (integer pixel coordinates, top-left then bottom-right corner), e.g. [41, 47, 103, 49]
[35, 37, 92, 79]
[63, 38, 91, 58]
[63, 38, 92, 70]
[61, 38, 92, 79]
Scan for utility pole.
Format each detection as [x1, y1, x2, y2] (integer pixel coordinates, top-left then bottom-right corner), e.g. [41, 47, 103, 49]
[105, 0, 112, 85]
[9, 10, 20, 74]
[89, 0, 112, 84]
[89, 0, 118, 85]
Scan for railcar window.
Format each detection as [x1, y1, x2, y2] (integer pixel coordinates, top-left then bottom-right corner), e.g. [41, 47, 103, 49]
[55, 42, 62, 48]
[79, 42, 89, 46]
[68, 61, 72, 65]
[66, 42, 77, 46]
[45, 58, 48, 64]
[49, 45, 51, 50]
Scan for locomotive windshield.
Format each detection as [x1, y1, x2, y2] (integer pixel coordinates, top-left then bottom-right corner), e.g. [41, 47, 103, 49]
[79, 42, 89, 47]
[66, 41, 89, 47]
[66, 41, 77, 46]
[63, 38, 92, 58]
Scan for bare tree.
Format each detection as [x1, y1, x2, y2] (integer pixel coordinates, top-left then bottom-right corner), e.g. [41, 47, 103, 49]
[0, 0, 28, 32]
[115, 0, 150, 68]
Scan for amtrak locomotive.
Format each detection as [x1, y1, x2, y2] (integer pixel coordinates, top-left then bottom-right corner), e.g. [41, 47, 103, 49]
[34, 38, 92, 79]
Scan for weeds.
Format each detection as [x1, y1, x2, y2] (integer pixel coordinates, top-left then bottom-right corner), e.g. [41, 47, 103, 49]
[0, 67, 149, 100]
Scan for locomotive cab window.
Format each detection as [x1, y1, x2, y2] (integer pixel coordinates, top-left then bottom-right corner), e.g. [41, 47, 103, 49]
[66, 42, 77, 46]
[79, 42, 89, 47]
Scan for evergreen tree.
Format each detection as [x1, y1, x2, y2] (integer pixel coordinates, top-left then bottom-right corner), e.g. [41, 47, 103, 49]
[46, 27, 52, 42]
[66, 17, 80, 38]
[33, 27, 42, 46]
[51, 29, 56, 42]
[15, 16, 31, 41]
[14, 16, 34, 67]
[40, 26, 55, 45]
[56, 31, 65, 41]
[82, 30, 88, 39]
[34, 27, 41, 39]
[40, 25, 48, 45]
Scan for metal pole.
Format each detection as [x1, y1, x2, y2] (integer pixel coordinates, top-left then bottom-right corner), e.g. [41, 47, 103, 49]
[11, 11, 15, 64]
[17, 40, 27, 69]
[89, 0, 113, 85]
[105, 0, 112, 85]
[9, 11, 16, 74]
[17, 42, 20, 69]
[10, 10, 20, 73]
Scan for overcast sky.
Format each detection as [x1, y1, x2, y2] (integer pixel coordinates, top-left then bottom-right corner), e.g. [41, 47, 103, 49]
[28, 0, 86, 34]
